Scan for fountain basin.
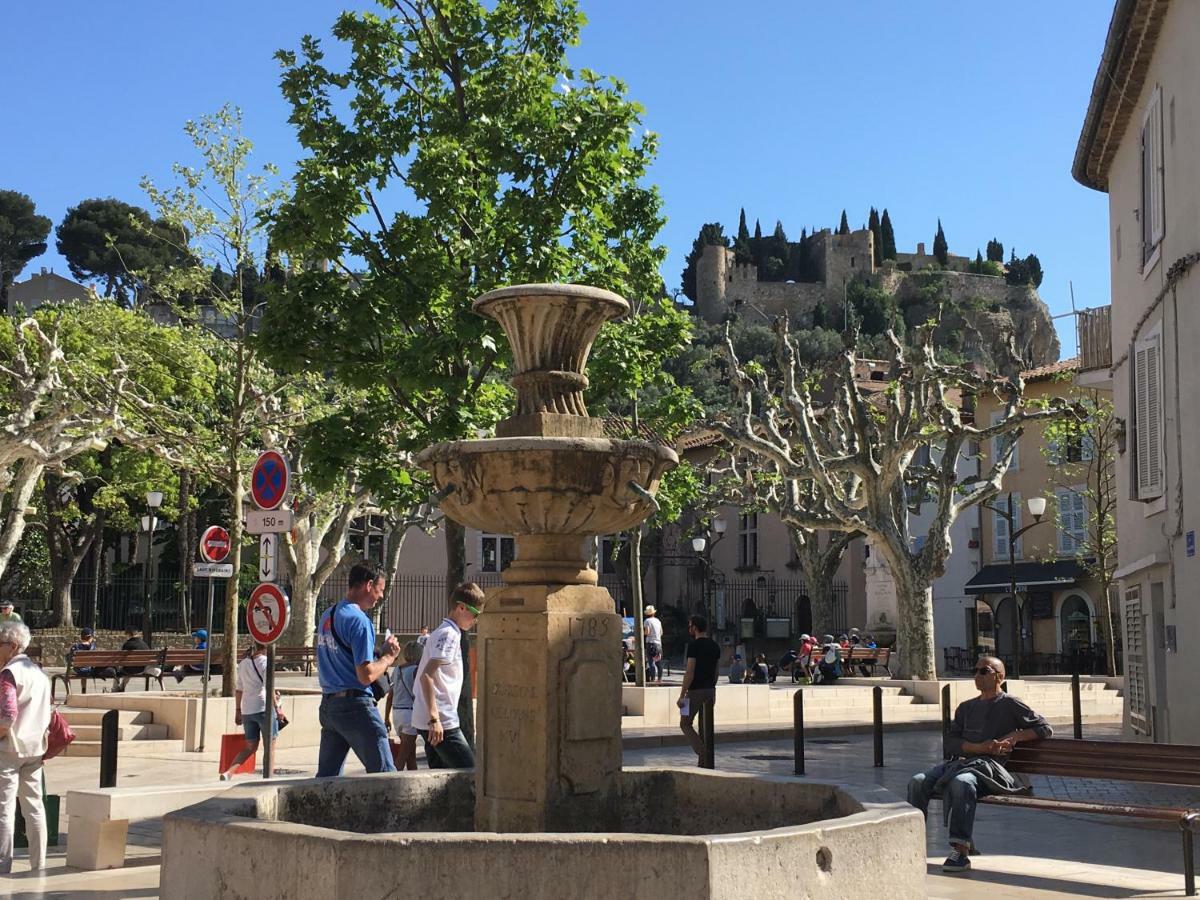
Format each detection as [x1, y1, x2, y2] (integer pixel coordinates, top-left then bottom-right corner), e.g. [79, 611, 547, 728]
[160, 768, 925, 899]
[416, 437, 678, 584]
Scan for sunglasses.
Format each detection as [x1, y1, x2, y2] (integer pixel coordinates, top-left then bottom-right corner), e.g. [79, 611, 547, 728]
[974, 667, 998, 676]
[462, 603, 481, 616]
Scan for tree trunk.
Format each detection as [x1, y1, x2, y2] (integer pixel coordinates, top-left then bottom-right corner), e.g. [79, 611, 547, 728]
[50, 570, 74, 630]
[222, 475, 244, 696]
[1096, 581, 1118, 677]
[890, 565, 937, 680]
[807, 568, 837, 638]
[177, 469, 193, 630]
[444, 518, 466, 591]
[0, 460, 43, 582]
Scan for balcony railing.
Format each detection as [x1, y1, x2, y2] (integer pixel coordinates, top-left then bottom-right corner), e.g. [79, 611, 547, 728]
[1076, 306, 1112, 372]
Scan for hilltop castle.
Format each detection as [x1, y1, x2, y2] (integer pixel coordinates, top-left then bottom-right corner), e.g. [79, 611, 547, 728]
[694, 227, 971, 324]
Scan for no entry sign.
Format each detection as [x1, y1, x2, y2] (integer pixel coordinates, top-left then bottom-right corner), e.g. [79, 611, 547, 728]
[251, 450, 290, 511]
[246, 583, 290, 645]
[198, 525, 231, 563]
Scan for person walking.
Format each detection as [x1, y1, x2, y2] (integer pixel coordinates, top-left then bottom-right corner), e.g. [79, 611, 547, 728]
[643, 605, 664, 685]
[315, 562, 400, 777]
[412, 583, 484, 769]
[677, 615, 721, 765]
[0, 621, 50, 874]
[220, 642, 280, 780]
[383, 640, 422, 771]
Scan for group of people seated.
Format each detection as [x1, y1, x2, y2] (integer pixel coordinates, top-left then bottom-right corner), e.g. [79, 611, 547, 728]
[727, 629, 880, 685]
[65, 626, 215, 691]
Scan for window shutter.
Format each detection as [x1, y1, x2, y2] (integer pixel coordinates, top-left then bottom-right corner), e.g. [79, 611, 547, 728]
[993, 503, 1009, 559]
[1134, 332, 1164, 499]
[1124, 586, 1149, 734]
[1057, 489, 1087, 554]
[1150, 87, 1165, 248]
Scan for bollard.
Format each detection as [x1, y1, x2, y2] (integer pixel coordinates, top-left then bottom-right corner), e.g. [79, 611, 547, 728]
[941, 683, 951, 735]
[1072, 670, 1083, 740]
[793, 689, 805, 776]
[700, 695, 715, 769]
[873, 685, 884, 768]
[99, 709, 119, 788]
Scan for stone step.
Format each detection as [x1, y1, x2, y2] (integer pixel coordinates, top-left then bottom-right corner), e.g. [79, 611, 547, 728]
[67, 723, 170, 742]
[57, 708, 154, 727]
[63, 738, 185, 758]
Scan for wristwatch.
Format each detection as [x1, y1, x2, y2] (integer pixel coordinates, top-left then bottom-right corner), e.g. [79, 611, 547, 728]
[429, 717, 440, 726]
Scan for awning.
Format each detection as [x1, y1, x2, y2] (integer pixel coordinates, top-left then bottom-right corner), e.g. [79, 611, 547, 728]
[964, 559, 1090, 596]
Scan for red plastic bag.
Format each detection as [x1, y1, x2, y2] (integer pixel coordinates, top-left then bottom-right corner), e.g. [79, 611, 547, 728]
[43, 709, 76, 761]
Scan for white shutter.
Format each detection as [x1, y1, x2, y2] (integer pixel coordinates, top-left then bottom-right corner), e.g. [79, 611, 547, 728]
[1134, 331, 1164, 499]
[993, 493, 1022, 559]
[1125, 586, 1149, 734]
[1057, 488, 1087, 554]
[1150, 87, 1165, 249]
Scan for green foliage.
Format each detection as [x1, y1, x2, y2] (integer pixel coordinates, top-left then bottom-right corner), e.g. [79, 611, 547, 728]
[868, 207, 882, 267]
[968, 254, 1004, 277]
[986, 238, 1004, 263]
[1005, 250, 1044, 287]
[6, 527, 50, 605]
[933, 219, 948, 265]
[737, 208, 749, 243]
[0, 189, 51, 302]
[266, 0, 682, 461]
[879, 208, 896, 260]
[847, 280, 903, 337]
[55, 198, 181, 306]
[680, 222, 728, 303]
[838, 210, 850, 235]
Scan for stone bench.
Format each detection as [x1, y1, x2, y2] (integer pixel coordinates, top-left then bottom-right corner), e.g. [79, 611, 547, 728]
[66, 783, 230, 869]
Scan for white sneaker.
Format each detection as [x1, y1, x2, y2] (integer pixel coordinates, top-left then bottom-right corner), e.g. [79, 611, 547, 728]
[219, 772, 232, 782]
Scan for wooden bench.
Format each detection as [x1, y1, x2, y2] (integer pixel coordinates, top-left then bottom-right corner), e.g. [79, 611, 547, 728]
[272, 645, 315, 675]
[162, 648, 211, 680]
[51, 650, 165, 701]
[979, 738, 1200, 895]
[847, 646, 892, 675]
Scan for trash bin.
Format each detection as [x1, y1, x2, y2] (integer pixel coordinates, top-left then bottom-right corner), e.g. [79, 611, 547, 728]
[15, 772, 60, 847]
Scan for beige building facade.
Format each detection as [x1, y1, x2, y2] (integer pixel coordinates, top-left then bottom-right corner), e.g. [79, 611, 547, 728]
[1073, 0, 1196, 740]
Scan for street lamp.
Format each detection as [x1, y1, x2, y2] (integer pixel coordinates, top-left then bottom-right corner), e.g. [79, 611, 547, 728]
[141, 491, 163, 643]
[691, 518, 728, 628]
[982, 494, 1047, 680]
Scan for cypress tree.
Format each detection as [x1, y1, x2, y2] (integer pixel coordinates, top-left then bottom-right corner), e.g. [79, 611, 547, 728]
[738, 208, 750, 243]
[838, 209, 850, 235]
[868, 207, 882, 266]
[753, 218, 762, 240]
[880, 208, 897, 260]
[933, 219, 948, 265]
[986, 237, 1004, 262]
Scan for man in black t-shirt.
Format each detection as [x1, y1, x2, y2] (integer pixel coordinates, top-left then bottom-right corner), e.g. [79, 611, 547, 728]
[677, 615, 721, 763]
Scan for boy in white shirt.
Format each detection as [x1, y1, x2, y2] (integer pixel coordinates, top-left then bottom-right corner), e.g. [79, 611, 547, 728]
[412, 583, 484, 768]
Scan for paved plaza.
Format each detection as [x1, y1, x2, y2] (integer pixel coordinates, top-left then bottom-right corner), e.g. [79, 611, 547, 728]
[0, 709, 1190, 899]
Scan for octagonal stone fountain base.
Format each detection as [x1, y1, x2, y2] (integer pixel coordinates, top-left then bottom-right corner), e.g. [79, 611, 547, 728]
[160, 768, 925, 900]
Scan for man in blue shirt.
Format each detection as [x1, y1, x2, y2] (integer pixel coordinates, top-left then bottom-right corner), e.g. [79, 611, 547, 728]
[315, 562, 400, 776]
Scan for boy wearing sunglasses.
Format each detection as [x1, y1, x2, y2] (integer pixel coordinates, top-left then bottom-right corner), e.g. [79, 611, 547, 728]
[906, 656, 1052, 876]
[413, 582, 485, 769]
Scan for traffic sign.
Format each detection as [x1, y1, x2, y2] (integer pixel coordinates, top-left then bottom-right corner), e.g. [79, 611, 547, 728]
[246, 583, 290, 645]
[194, 562, 234, 578]
[251, 450, 290, 511]
[245, 508, 294, 535]
[259, 534, 277, 583]
[198, 525, 231, 563]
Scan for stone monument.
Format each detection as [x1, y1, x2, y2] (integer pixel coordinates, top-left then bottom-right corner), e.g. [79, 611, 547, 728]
[416, 283, 677, 832]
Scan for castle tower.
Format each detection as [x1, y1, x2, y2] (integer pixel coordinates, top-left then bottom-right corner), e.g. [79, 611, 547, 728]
[695, 243, 729, 323]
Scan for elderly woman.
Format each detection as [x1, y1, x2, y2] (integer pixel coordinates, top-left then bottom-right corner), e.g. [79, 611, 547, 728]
[0, 620, 50, 873]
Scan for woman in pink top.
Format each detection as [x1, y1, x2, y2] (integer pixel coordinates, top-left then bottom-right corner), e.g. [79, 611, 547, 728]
[0, 620, 51, 873]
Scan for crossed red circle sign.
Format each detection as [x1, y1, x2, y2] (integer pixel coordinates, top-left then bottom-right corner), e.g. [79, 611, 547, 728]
[198, 525, 230, 563]
[247, 583, 290, 645]
[251, 450, 290, 511]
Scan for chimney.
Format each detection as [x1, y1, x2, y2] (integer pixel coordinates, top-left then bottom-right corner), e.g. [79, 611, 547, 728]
[40, 267, 48, 276]
[916, 242, 926, 256]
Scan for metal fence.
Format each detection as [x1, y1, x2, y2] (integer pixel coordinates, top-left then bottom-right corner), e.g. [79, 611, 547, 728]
[666, 571, 849, 638]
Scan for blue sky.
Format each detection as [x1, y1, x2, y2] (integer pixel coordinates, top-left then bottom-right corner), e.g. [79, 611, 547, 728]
[2, 1, 1112, 353]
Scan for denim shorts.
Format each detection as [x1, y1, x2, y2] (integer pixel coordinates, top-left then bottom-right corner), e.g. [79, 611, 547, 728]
[243, 711, 278, 743]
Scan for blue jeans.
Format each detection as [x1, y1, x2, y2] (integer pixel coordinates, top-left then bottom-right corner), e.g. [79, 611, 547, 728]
[645, 642, 662, 682]
[242, 710, 279, 744]
[317, 694, 395, 777]
[417, 727, 475, 769]
[907, 761, 988, 849]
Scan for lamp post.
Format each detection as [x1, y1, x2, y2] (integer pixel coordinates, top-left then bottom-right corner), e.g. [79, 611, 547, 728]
[141, 491, 164, 643]
[982, 494, 1046, 680]
[690, 517, 727, 629]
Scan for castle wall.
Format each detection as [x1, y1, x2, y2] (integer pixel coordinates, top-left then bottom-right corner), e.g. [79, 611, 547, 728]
[826, 230, 876, 287]
[695, 244, 731, 323]
[726, 279, 827, 325]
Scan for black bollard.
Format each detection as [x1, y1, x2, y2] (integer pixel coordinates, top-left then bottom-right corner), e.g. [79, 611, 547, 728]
[700, 695, 716, 769]
[793, 689, 805, 776]
[873, 685, 884, 768]
[1072, 671, 1083, 740]
[100, 709, 119, 788]
[941, 683, 951, 736]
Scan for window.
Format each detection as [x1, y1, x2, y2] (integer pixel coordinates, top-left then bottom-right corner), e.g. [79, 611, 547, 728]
[1124, 585, 1149, 734]
[480, 533, 515, 572]
[992, 492, 1022, 560]
[597, 535, 626, 575]
[991, 412, 1018, 470]
[1133, 327, 1164, 500]
[1056, 488, 1087, 555]
[1141, 85, 1165, 267]
[906, 445, 932, 506]
[738, 513, 759, 569]
[348, 514, 386, 565]
[1048, 430, 1095, 466]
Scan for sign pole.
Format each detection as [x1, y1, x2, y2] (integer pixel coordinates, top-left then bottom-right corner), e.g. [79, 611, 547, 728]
[263, 643, 275, 779]
[198, 576, 216, 753]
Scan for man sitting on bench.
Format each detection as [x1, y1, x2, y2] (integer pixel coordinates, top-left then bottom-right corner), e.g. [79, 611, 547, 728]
[905, 655, 1052, 876]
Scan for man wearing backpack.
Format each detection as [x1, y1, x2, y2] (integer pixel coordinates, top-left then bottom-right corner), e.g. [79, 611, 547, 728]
[315, 562, 400, 776]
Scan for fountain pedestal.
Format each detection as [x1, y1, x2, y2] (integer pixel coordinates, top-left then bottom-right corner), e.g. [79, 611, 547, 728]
[475, 583, 622, 832]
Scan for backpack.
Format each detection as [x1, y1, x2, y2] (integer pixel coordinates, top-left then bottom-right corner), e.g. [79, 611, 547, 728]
[43, 708, 76, 761]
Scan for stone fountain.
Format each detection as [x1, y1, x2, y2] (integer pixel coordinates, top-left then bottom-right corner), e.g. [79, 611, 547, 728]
[159, 284, 925, 900]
